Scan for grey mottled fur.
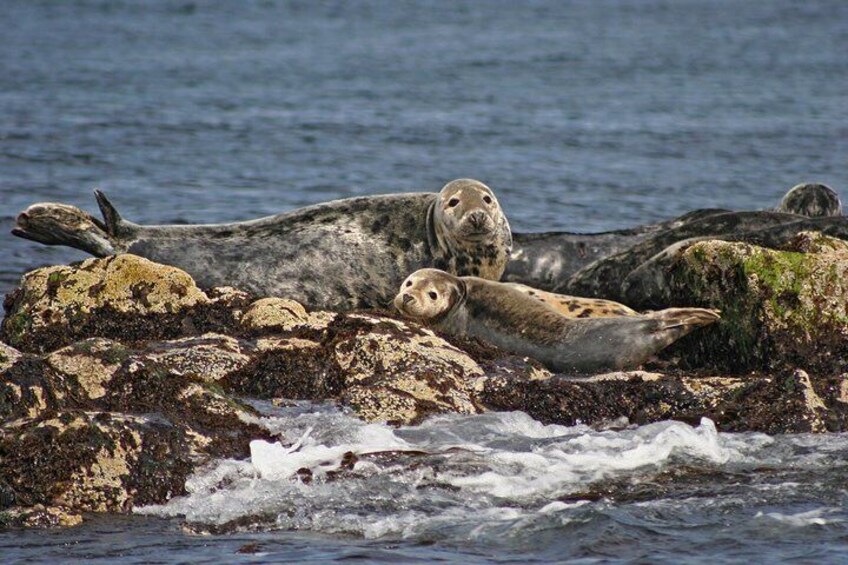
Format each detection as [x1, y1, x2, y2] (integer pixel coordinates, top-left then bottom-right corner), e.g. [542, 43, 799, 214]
[505, 184, 847, 307]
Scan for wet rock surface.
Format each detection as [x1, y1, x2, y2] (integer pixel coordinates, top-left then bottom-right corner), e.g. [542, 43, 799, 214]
[2, 247, 848, 527]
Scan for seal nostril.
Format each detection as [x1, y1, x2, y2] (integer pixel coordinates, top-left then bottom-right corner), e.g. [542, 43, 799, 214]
[402, 294, 414, 305]
[468, 211, 487, 228]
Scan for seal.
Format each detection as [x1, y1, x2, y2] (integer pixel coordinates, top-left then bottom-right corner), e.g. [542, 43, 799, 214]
[504, 183, 848, 307]
[503, 282, 637, 318]
[394, 268, 720, 373]
[12, 179, 512, 312]
[773, 183, 842, 217]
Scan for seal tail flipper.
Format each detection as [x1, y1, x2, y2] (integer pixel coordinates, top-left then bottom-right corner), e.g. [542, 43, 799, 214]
[94, 189, 123, 236]
[12, 198, 118, 257]
[647, 307, 721, 340]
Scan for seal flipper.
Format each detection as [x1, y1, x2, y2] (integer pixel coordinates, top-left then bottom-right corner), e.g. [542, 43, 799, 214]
[646, 307, 721, 340]
[13, 201, 117, 257]
[94, 189, 124, 237]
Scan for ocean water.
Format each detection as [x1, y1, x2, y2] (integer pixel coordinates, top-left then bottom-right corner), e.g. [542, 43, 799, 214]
[1, 0, 848, 562]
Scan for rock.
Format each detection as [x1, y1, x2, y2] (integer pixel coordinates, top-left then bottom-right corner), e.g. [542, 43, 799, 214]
[4, 246, 848, 528]
[713, 369, 840, 434]
[0, 342, 21, 372]
[632, 233, 848, 373]
[330, 314, 484, 425]
[0, 411, 193, 513]
[45, 338, 126, 400]
[1, 356, 57, 421]
[141, 334, 252, 382]
[1, 255, 242, 353]
[225, 313, 488, 425]
[0, 505, 83, 528]
[241, 297, 335, 333]
[478, 369, 845, 434]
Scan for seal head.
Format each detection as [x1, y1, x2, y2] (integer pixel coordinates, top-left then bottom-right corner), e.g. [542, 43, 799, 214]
[774, 183, 842, 217]
[430, 179, 512, 280]
[394, 268, 467, 324]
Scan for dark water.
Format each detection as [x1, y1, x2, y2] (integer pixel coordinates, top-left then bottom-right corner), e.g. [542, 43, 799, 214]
[2, 0, 848, 562]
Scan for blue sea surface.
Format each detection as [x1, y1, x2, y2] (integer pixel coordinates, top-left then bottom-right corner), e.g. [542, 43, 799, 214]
[2, 0, 848, 562]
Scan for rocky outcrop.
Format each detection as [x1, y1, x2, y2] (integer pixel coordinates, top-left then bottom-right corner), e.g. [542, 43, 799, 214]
[1, 255, 250, 354]
[632, 232, 848, 375]
[3, 244, 848, 527]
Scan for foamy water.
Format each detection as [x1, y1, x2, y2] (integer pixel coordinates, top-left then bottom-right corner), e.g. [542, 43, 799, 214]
[137, 402, 844, 554]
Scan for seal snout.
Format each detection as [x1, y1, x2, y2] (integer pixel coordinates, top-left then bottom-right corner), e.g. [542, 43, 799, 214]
[467, 210, 488, 229]
[461, 210, 494, 238]
[15, 211, 30, 228]
[393, 289, 415, 315]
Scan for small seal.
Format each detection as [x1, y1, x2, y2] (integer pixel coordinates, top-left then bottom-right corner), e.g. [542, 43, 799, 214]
[503, 282, 637, 318]
[394, 268, 719, 373]
[12, 179, 512, 312]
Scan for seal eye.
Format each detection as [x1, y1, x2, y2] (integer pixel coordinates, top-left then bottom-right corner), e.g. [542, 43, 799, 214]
[428, 291, 438, 300]
[405, 281, 412, 287]
[483, 195, 492, 204]
[447, 198, 460, 208]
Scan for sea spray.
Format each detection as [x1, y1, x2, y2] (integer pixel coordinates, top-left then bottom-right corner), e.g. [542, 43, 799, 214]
[138, 407, 752, 537]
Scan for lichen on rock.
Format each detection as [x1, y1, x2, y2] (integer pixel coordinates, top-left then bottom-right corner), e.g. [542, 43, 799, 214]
[0, 411, 194, 513]
[241, 297, 334, 333]
[330, 314, 484, 424]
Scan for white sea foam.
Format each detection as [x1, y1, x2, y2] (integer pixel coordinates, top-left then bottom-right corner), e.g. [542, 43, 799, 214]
[136, 407, 786, 539]
[755, 508, 844, 527]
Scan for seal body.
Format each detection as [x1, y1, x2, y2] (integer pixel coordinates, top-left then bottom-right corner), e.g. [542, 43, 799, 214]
[13, 179, 512, 312]
[503, 282, 636, 318]
[394, 269, 719, 373]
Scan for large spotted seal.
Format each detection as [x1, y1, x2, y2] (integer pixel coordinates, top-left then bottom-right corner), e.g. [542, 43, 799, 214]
[394, 268, 719, 373]
[12, 179, 512, 312]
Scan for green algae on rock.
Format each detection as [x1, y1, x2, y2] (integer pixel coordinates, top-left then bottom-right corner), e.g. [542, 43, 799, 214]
[634, 232, 848, 374]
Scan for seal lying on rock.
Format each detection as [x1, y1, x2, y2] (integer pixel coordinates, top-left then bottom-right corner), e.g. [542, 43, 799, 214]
[505, 183, 848, 306]
[12, 179, 512, 311]
[394, 268, 719, 373]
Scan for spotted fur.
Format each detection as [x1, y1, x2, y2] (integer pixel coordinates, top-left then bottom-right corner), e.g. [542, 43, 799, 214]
[503, 282, 637, 318]
[14, 179, 513, 313]
[395, 268, 720, 373]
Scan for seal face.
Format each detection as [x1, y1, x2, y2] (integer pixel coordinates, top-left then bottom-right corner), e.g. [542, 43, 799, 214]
[395, 268, 719, 373]
[393, 268, 466, 323]
[430, 179, 512, 280]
